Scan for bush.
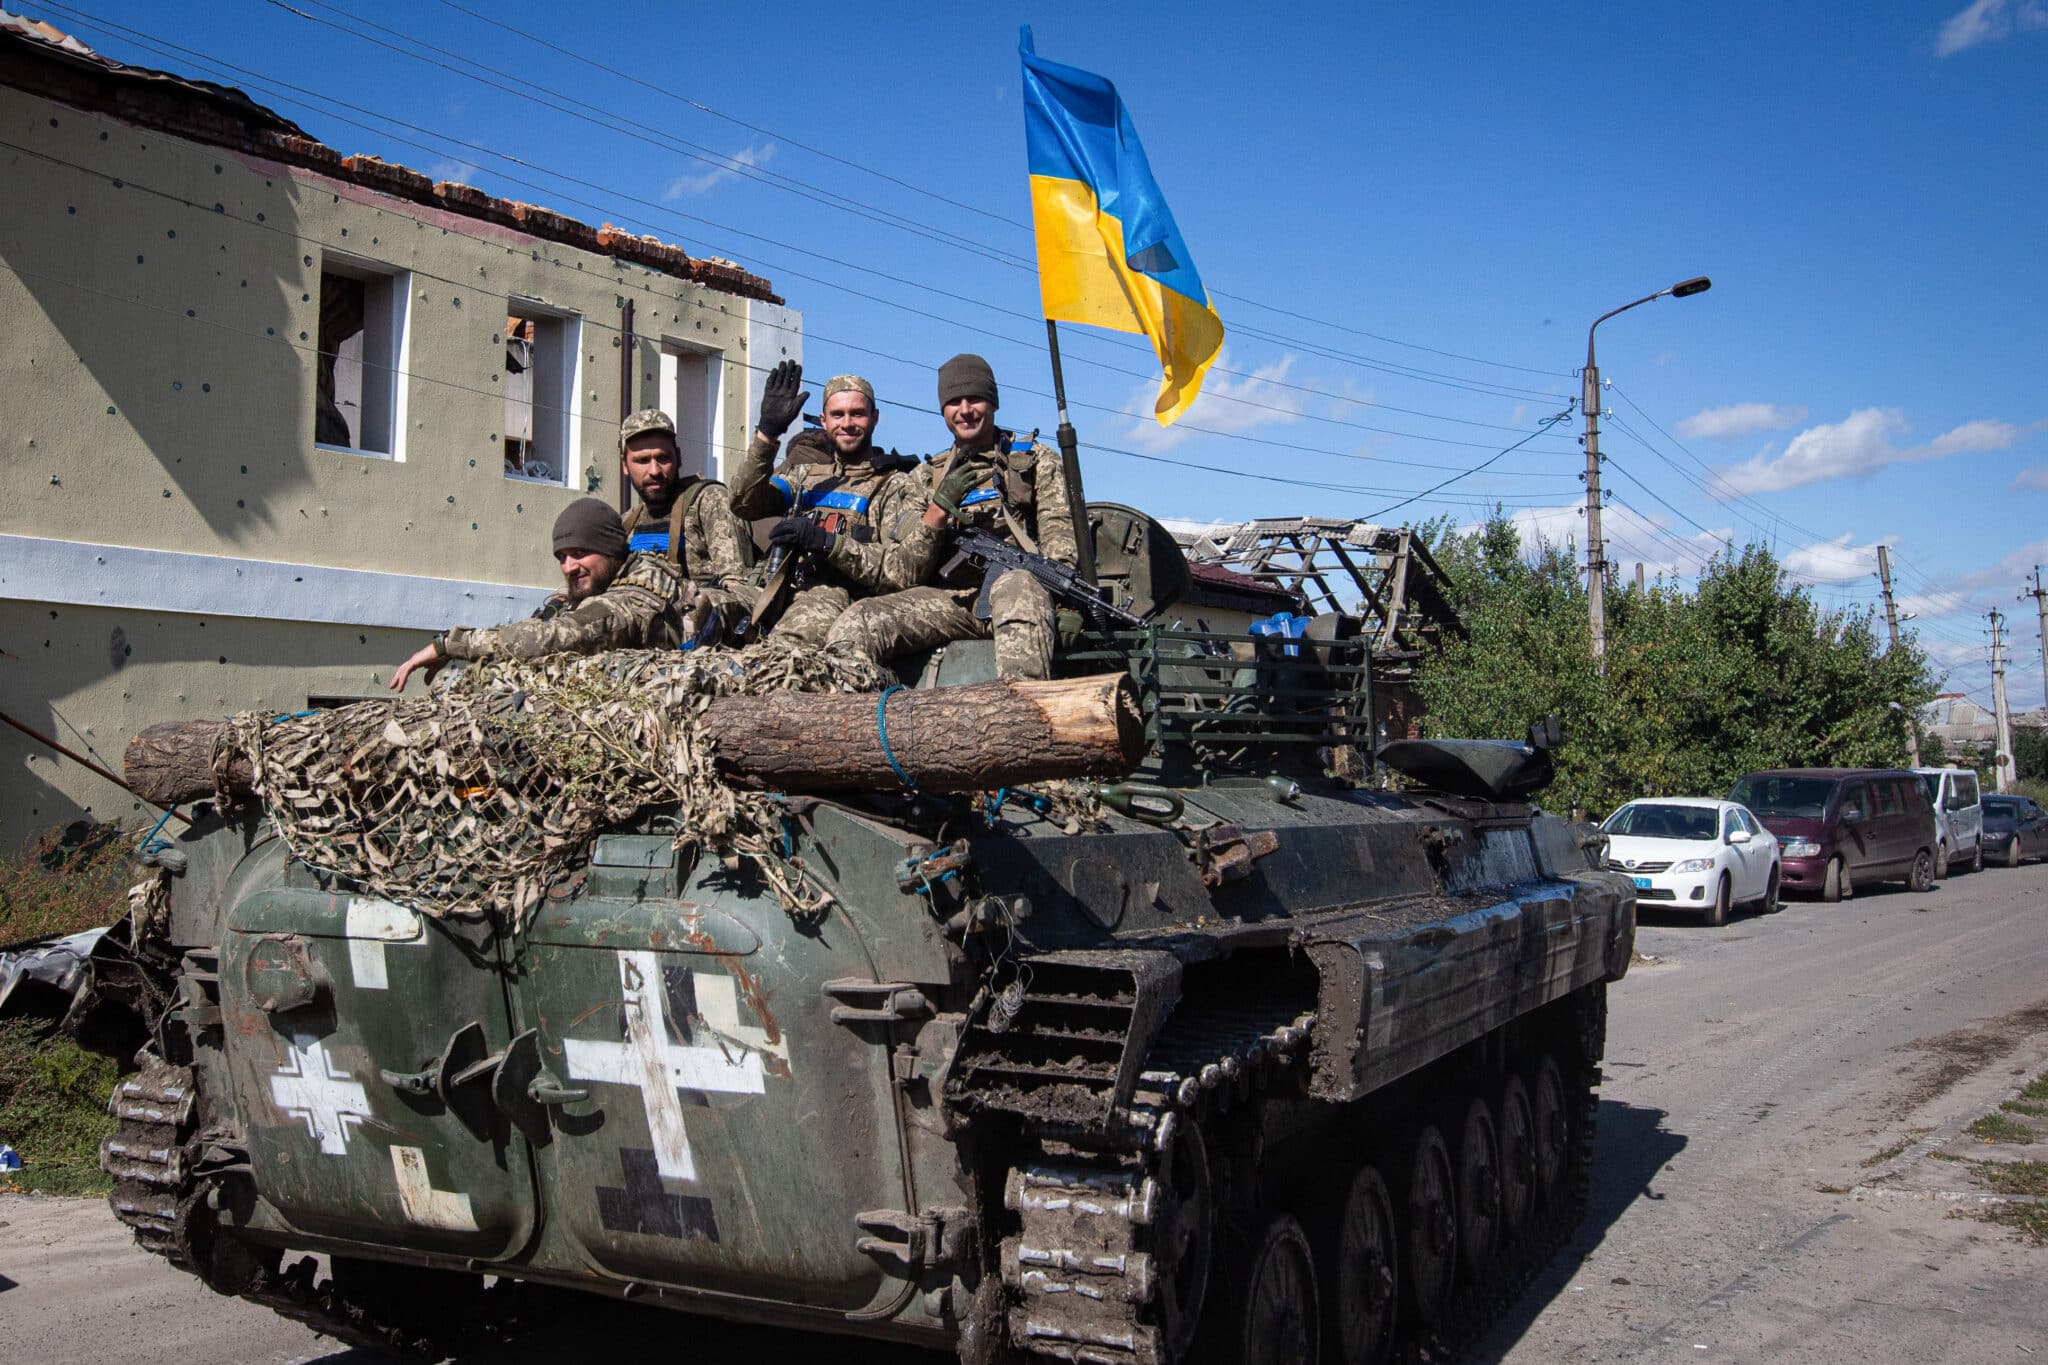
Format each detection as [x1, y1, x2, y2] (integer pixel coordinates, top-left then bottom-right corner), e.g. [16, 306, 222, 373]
[1, 820, 134, 946]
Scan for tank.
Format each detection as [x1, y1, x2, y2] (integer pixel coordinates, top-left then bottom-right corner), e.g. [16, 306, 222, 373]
[73, 513, 1635, 1364]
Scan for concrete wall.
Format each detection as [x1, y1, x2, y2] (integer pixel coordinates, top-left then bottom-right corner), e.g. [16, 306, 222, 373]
[0, 84, 799, 844]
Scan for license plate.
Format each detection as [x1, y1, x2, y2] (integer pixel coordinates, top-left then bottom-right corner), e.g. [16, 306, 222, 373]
[1632, 877, 1653, 890]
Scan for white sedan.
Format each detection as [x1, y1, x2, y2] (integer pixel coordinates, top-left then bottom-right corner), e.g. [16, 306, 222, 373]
[1599, 797, 1782, 926]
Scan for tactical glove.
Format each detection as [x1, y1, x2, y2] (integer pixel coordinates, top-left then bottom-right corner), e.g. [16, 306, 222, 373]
[756, 360, 809, 440]
[768, 516, 835, 555]
[931, 454, 994, 521]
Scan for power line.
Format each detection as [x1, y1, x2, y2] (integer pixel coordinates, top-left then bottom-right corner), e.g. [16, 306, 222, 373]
[44, 1, 1585, 463]
[421, 0, 1570, 386]
[1366, 407, 1574, 520]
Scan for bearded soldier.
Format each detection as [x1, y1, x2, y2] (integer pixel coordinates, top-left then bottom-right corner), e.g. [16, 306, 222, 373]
[615, 407, 752, 639]
[824, 354, 1075, 681]
[726, 361, 922, 644]
[389, 499, 697, 690]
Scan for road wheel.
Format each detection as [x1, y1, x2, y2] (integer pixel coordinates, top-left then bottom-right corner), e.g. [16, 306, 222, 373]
[2009, 840, 2023, 869]
[1528, 1055, 1570, 1213]
[1934, 841, 1949, 880]
[1400, 1126, 1458, 1329]
[1455, 1098, 1502, 1282]
[1308, 1165, 1398, 1365]
[1197, 1211, 1320, 1365]
[1970, 840, 1984, 873]
[1909, 847, 1935, 893]
[1703, 873, 1730, 926]
[1761, 867, 1783, 914]
[1154, 1118, 1216, 1361]
[1821, 856, 1846, 903]
[1496, 1075, 1537, 1245]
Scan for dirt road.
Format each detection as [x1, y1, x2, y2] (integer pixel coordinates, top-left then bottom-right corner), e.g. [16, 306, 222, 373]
[3, 866, 2044, 1363]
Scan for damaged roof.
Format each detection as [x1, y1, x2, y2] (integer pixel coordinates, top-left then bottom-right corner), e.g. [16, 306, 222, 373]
[0, 9, 780, 303]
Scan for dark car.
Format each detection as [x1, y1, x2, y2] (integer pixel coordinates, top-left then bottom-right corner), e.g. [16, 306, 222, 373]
[1727, 768, 1939, 901]
[1981, 794, 2048, 867]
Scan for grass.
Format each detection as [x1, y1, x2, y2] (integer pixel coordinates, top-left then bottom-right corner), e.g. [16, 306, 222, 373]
[0, 820, 135, 945]
[2022, 1072, 2048, 1104]
[0, 1016, 116, 1196]
[1975, 1160, 2048, 1197]
[1966, 1111, 2039, 1144]
[1976, 1202, 2048, 1246]
[1862, 1127, 1936, 1168]
[2004, 1100, 2048, 1118]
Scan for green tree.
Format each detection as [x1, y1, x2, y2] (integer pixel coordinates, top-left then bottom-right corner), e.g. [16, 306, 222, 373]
[1413, 514, 1938, 818]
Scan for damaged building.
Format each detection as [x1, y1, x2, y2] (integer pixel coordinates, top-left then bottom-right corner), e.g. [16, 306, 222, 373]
[0, 13, 798, 837]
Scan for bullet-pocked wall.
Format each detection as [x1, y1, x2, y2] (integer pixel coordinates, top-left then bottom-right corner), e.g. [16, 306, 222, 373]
[0, 80, 801, 843]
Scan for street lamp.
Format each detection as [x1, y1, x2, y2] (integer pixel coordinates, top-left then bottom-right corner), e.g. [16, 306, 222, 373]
[1582, 276, 1711, 666]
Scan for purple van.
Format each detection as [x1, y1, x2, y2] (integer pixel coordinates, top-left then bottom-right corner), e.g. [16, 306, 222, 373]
[1726, 768, 1939, 901]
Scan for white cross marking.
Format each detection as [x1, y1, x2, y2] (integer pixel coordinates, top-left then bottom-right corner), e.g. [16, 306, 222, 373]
[390, 1145, 478, 1231]
[270, 1036, 369, 1155]
[563, 950, 765, 1182]
[345, 897, 426, 990]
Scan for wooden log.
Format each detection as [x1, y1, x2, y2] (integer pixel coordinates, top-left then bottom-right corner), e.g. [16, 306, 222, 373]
[123, 673, 1145, 805]
[701, 673, 1145, 792]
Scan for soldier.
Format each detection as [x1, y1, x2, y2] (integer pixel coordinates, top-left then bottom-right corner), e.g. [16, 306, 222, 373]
[388, 498, 696, 690]
[616, 407, 752, 638]
[727, 362, 923, 643]
[824, 354, 1076, 680]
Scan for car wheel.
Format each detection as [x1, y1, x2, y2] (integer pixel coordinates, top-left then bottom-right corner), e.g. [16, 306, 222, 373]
[1909, 847, 1935, 893]
[1761, 867, 1782, 914]
[1704, 874, 1729, 926]
[1821, 856, 1845, 903]
[2009, 840, 2023, 869]
[1933, 841, 1949, 880]
[1970, 841, 1983, 874]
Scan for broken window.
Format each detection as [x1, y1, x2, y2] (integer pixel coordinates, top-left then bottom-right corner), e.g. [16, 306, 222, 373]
[503, 301, 581, 484]
[315, 256, 409, 457]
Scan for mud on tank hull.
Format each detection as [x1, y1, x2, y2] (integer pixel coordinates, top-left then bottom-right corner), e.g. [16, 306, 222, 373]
[89, 759, 1633, 1363]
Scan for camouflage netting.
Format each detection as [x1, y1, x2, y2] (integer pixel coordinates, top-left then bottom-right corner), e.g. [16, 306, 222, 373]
[219, 641, 892, 922]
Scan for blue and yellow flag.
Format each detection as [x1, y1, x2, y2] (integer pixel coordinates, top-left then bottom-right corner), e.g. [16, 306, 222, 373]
[1021, 29, 1223, 426]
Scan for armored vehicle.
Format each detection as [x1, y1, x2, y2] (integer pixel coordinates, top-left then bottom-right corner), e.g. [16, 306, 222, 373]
[74, 511, 1633, 1364]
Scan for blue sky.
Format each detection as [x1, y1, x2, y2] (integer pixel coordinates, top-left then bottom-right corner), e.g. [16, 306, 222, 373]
[35, 0, 2048, 709]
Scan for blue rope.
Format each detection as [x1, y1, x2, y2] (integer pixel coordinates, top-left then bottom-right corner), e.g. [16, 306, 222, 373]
[267, 709, 317, 723]
[876, 685, 915, 790]
[139, 805, 176, 856]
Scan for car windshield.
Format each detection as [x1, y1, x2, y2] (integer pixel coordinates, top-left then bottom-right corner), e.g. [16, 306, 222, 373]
[1729, 776, 1835, 819]
[1602, 803, 1718, 840]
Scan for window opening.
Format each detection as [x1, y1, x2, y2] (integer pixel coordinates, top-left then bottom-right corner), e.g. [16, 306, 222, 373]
[504, 301, 582, 485]
[315, 255, 408, 457]
[659, 341, 723, 481]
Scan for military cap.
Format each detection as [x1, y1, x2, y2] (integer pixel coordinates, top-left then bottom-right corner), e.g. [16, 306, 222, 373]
[822, 374, 876, 405]
[618, 407, 677, 453]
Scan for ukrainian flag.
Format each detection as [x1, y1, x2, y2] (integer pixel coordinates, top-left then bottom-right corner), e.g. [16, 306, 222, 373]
[1021, 28, 1224, 426]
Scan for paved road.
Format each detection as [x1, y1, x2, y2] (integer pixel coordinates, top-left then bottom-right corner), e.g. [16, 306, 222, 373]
[3, 866, 2044, 1363]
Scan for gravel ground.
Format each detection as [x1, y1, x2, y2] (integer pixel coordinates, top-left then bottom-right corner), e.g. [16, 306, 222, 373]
[2, 864, 2044, 1363]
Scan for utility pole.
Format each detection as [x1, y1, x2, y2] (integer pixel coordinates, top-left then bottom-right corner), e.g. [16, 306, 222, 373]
[1877, 545, 1920, 766]
[1579, 276, 1711, 670]
[1581, 368, 1607, 666]
[2026, 566, 2048, 724]
[1990, 609, 2014, 794]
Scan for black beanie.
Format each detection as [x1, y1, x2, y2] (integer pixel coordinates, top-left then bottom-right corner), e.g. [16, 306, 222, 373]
[937, 353, 999, 407]
[552, 497, 628, 559]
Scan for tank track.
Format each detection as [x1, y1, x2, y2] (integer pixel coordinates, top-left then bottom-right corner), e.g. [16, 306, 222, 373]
[998, 990, 1605, 1364]
[1000, 1001, 1317, 1364]
[102, 1044, 515, 1357]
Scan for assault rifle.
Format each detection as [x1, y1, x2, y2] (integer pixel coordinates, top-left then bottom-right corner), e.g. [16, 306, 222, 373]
[946, 526, 1147, 632]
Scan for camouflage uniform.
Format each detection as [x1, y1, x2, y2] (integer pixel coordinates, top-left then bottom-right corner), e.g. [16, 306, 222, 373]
[440, 551, 687, 661]
[826, 428, 1076, 680]
[620, 481, 752, 630]
[728, 426, 924, 646]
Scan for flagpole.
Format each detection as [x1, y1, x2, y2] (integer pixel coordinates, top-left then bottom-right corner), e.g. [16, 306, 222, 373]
[1044, 318, 1097, 582]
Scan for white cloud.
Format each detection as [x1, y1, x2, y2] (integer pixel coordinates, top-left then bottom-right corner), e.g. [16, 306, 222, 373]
[1473, 501, 1730, 581]
[1116, 349, 1312, 453]
[1937, 0, 2048, 55]
[662, 142, 776, 200]
[424, 158, 484, 185]
[1675, 402, 1808, 440]
[1782, 532, 1896, 586]
[1714, 408, 2025, 497]
[2011, 465, 2048, 491]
